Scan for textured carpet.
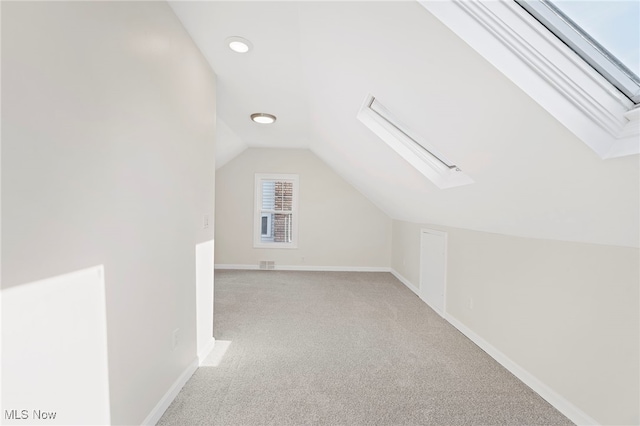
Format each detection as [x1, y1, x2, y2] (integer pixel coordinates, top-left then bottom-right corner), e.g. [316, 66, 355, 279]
[158, 270, 573, 425]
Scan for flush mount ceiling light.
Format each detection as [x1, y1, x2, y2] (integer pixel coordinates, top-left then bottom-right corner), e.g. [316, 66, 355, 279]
[250, 113, 277, 124]
[225, 36, 252, 53]
[357, 94, 473, 189]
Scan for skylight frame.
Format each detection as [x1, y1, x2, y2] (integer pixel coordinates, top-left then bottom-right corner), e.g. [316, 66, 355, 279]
[516, 0, 640, 104]
[418, 0, 639, 160]
[357, 95, 473, 190]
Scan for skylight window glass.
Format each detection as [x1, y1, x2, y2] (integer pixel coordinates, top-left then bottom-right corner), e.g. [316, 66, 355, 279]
[552, 1, 639, 76]
[517, 0, 640, 103]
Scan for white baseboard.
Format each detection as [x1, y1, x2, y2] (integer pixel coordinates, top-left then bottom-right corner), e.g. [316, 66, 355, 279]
[389, 268, 597, 424]
[389, 268, 420, 296]
[198, 264, 599, 425]
[215, 264, 391, 272]
[198, 338, 216, 366]
[214, 264, 257, 270]
[278, 265, 390, 272]
[445, 314, 598, 426]
[142, 358, 198, 425]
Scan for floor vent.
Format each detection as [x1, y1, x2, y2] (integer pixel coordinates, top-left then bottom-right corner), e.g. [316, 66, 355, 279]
[259, 261, 275, 270]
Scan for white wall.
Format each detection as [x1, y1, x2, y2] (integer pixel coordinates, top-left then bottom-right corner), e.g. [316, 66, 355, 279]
[391, 220, 640, 425]
[196, 240, 215, 364]
[2, 2, 216, 424]
[215, 119, 247, 170]
[215, 148, 391, 269]
[2, 266, 111, 425]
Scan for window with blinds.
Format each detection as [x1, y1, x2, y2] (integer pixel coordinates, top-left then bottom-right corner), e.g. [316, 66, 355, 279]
[254, 174, 299, 248]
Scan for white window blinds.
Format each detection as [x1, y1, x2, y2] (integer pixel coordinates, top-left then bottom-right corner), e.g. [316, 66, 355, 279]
[254, 174, 299, 248]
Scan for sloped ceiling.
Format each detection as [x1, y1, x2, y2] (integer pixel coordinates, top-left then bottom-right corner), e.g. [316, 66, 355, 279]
[170, 1, 639, 248]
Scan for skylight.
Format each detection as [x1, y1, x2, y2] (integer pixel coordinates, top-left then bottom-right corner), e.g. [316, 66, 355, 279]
[357, 95, 473, 189]
[419, 0, 639, 159]
[517, 0, 640, 104]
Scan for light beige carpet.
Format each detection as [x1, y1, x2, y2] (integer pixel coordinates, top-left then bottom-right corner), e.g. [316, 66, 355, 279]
[158, 270, 573, 425]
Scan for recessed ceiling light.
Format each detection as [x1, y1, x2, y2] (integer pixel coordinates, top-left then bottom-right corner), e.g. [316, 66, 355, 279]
[250, 113, 277, 124]
[225, 36, 252, 53]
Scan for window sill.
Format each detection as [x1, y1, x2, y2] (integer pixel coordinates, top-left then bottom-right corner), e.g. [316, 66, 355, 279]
[253, 243, 299, 250]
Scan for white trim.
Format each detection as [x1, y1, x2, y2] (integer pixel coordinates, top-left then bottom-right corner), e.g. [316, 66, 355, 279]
[277, 265, 390, 272]
[197, 338, 216, 366]
[214, 264, 258, 270]
[213, 263, 597, 424]
[357, 94, 474, 189]
[391, 258, 599, 425]
[418, 0, 639, 159]
[141, 358, 198, 426]
[419, 228, 448, 318]
[389, 268, 420, 296]
[444, 314, 599, 426]
[214, 264, 390, 272]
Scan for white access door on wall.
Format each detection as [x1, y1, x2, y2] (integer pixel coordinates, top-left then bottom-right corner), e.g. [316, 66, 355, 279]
[420, 229, 447, 316]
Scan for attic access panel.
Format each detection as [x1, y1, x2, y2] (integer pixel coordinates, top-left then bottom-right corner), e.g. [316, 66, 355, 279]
[357, 95, 473, 189]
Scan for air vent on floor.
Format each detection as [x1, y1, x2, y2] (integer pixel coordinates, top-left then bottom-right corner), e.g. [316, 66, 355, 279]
[259, 260, 275, 270]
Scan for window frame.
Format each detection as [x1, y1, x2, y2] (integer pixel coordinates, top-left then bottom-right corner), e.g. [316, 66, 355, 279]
[253, 173, 299, 249]
[418, 0, 639, 159]
[516, 0, 639, 104]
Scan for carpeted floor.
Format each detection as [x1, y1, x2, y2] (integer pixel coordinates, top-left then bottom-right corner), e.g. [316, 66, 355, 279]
[158, 270, 573, 425]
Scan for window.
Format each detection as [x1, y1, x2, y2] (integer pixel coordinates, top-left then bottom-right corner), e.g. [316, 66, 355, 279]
[254, 174, 299, 248]
[516, 0, 640, 104]
[418, 0, 639, 158]
[357, 94, 473, 189]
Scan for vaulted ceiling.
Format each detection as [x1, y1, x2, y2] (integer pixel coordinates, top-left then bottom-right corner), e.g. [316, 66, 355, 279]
[169, 1, 639, 248]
